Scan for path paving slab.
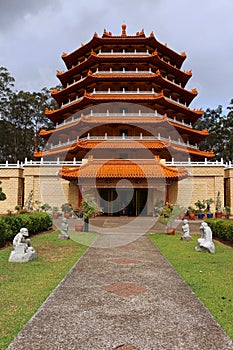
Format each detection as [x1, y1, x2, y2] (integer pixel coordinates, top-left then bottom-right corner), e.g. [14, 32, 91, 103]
[7, 233, 233, 350]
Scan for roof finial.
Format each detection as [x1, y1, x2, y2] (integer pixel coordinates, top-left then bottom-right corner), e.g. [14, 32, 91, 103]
[122, 23, 127, 36]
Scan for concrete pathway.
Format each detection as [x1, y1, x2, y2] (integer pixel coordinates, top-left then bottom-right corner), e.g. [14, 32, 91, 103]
[7, 220, 233, 350]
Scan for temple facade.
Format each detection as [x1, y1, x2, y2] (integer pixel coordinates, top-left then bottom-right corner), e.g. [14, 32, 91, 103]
[33, 25, 216, 216]
[1, 25, 232, 216]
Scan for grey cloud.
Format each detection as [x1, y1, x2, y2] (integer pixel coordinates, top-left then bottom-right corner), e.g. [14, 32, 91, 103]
[0, 0, 233, 110]
[0, 0, 60, 31]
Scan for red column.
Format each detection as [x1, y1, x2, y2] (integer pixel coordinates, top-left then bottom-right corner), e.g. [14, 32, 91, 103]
[78, 186, 82, 210]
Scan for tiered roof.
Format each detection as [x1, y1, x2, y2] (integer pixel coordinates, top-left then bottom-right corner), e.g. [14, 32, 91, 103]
[36, 24, 214, 181]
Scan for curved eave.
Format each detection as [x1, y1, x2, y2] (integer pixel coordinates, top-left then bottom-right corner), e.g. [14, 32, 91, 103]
[57, 52, 97, 86]
[145, 36, 186, 68]
[59, 159, 188, 181]
[35, 143, 78, 158]
[53, 71, 197, 106]
[62, 32, 186, 70]
[39, 114, 168, 140]
[84, 93, 203, 122]
[168, 121, 209, 142]
[36, 138, 211, 160]
[39, 128, 56, 140]
[172, 145, 214, 158]
[62, 35, 101, 68]
[58, 52, 191, 87]
[34, 151, 43, 159]
[74, 139, 171, 151]
[45, 92, 203, 124]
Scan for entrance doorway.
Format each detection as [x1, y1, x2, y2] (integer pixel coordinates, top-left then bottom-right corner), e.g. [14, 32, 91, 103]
[98, 188, 148, 216]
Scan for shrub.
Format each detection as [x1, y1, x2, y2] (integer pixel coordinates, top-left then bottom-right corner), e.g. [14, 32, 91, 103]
[205, 218, 233, 243]
[0, 212, 53, 247]
[0, 220, 9, 247]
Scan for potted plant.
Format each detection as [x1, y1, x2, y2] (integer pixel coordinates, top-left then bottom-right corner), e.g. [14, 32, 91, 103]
[223, 206, 231, 219]
[14, 205, 21, 214]
[159, 203, 185, 235]
[41, 203, 51, 212]
[205, 198, 214, 218]
[187, 206, 196, 220]
[52, 206, 59, 218]
[194, 200, 206, 219]
[215, 191, 223, 218]
[61, 203, 72, 218]
[80, 194, 101, 232]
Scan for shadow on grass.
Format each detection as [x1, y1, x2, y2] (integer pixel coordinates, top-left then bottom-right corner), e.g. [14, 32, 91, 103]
[69, 230, 99, 247]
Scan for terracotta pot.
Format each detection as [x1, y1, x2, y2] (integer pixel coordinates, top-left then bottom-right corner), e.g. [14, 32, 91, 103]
[53, 213, 59, 219]
[189, 213, 195, 220]
[75, 224, 83, 232]
[167, 228, 175, 235]
[215, 212, 223, 219]
[64, 212, 71, 219]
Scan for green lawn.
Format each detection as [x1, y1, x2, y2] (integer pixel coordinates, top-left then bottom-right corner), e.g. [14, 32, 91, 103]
[0, 231, 88, 350]
[149, 233, 233, 340]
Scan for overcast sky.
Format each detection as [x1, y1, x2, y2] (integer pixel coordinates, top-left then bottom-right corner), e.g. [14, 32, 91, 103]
[0, 0, 233, 112]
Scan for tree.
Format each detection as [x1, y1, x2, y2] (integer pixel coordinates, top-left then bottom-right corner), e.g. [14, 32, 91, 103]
[194, 105, 223, 159]
[5, 89, 56, 162]
[0, 67, 15, 116]
[194, 104, 233, 162]
[0, 66, 58, 163]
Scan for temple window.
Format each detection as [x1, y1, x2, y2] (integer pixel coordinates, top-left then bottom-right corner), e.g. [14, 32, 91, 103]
[119, 153, 128, 159]
[120, 129, 128, 136]
[120, 107, 128, 114]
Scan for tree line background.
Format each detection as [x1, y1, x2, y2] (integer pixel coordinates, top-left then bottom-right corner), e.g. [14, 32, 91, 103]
[0, 66, 232, 163]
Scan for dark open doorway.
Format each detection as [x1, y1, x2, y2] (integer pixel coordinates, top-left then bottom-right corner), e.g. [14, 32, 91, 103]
[98, 188, 148, 216]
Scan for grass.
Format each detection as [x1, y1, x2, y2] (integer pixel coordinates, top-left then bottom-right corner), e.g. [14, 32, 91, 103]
[149, 233, 233, 340]
[0, 230, 88, 350]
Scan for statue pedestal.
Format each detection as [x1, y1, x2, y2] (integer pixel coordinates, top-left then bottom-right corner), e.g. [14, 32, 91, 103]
[181, 236, 192, 241]
[58, 233, 70, 240]
[8, 246, 37, 262]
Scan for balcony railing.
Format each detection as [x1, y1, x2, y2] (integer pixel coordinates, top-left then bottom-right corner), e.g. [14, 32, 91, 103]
[46, 134, 198, 151]
[90, 89, 188, 107]
[94, 70, 153, 74]
[55, 111, 193, 129]
[0, 158, 229, 168]
[97, 50, 150, 56]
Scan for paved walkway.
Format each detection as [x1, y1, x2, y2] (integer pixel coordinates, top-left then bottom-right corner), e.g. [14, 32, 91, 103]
[7, 218, 233, 350]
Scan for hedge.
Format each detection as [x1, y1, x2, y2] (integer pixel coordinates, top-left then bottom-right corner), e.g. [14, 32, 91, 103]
[205, 218, 233, 243]
[0, 212, 53, 247]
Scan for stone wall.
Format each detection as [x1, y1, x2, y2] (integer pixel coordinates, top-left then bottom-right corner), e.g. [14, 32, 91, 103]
[224, 168, 233, 208]
[170, 165, 225, 212]
[0, 163, 232, 215]
[0, 167, 24, 214]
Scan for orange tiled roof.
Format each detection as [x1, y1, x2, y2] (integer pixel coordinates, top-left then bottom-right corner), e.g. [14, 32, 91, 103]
[77, 139, 169, 150]
[61, 25, 186, 70]
[34, 138, 214, 159]
[45, 92, 202, 124]
[53, 70, 196, 106]
[59, 158, 188, 181]
[57, 49, 190, 87]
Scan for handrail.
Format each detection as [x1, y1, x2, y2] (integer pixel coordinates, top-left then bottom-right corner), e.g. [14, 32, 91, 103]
[48, 135, 197, 150]
[0, 158, 230, 168]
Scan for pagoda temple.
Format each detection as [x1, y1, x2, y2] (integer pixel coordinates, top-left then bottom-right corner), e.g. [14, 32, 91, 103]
[34, 25, 214, 216]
